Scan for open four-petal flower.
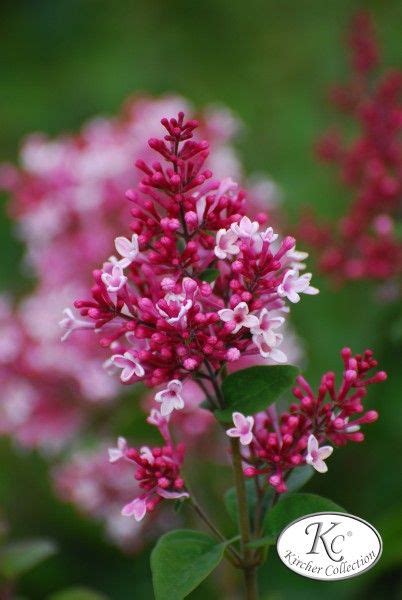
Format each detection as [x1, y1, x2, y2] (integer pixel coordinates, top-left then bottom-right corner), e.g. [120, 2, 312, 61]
[218, 302, 259, 334]
[306, 434, 333, 473]
[226, 411, 254, 445]
[111, 352, 145, 382]
[154, 380, 185, 416]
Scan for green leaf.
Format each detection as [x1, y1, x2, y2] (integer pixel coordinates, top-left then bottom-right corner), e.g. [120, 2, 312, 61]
[151, 529, 229, 600]
[264, 493, 344, 537]
[200, 268, 219, 283]
[48, 588, 108, 600]
[284, 466, 314, 493]
[0, 539, 57, 579]
[215, 365, 299, 421]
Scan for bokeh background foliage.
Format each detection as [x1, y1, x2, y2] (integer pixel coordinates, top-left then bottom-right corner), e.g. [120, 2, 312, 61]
[1, 0, 401, 598]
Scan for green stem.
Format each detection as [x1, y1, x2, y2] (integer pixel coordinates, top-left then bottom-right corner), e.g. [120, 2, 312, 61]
[190, 497, 241, 566]
[230, 437, 259, 600]
[204, 360, 225, 407]
[244, 566, 259, 600]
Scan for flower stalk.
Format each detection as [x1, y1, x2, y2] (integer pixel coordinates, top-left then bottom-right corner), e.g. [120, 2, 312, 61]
[230, 436, 259, 599]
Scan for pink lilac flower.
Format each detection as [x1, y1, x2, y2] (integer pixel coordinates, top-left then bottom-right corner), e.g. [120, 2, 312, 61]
[242, 348, 386, 493]
[69, 112, 317, 414]
[53, 444, 177, 551]
[231, 216, 260, 239]
[250, 309, 285, 347]
[298, 12, 402, 292]
[218, 302, 259, 334]
[228, 323, 303, 373]
[305, 435, 333, 473]
[277, 270, 319, 303]
[154, 380, 185, 416]
[111, 352, 145, 383]
[59, 307, 95, 342]
[214, 228, 240, 259]
[111, 412, 188, 522]
[251, 329, 287, 363]
[226, 412, 254, 446]
[114, 234, 140, 267]
[101, 265, 128, 293]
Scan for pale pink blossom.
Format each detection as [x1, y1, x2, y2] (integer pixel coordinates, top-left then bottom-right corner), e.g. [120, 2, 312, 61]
[252, 331, 287, 363]
[157, 489, 189, 500]
[259, 226, 278, 245]
[305, 434, 333, 473]
[156, 295, 192, 326]
[277, 270, 319, 303]
[59, 307, 95, 342]
[111, 352, 145, 382]
[139, 446, 155, 464]
[231, 216, 259, 239]
[108, 436, 127, 463]
[286, 246, 309, 271]
[251, 225, 279, 253]
[114, 234, 139, 268]
[147, 408, 169, 428]
[218, 302, 259, 334]
[250, 309, 284, 347]
[155, 380, 185, 416]
[121, 497, 147, 521]
[214, 228, 240, 259]
[226, 411, 254, 445]
[101, 265, 127, 293]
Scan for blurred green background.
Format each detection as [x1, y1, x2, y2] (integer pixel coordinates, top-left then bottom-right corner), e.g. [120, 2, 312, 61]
[1, 0, 401, 598]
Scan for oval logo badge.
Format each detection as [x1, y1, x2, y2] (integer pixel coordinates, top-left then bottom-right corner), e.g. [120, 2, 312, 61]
[277, 512, 382, 581]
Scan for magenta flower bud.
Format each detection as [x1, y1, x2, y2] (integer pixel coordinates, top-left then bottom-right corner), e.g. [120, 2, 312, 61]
[157, 477, 170, 489]
[170, 174, 181, 186]
[345, 369, 357, 382]
[301, 397, 313, 410]
[125, 188, 137, 201]
[244, 467, 257, 477]
[226, 348, 241, 362]
[287, 416, 299, 428]
[341, 347, 352, 360]
[183, 358, 197, 371]
[241, 291, 252, 302]
[200, 283, 212, 296]
[269, 474, 281, 486]
[184, 211, 198, 226]
[363, 410, 379, 423]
